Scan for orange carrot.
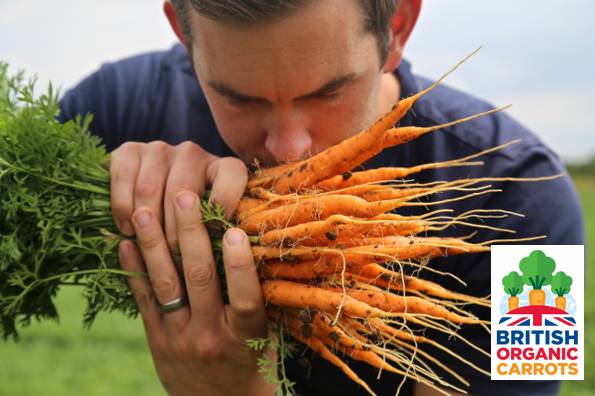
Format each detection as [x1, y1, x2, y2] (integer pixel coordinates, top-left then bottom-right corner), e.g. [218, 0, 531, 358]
[260, 257, 371, 279]
[261, 279, 397, 318]
[253, 239, 492, 262]
[321, 283, 483, 324]
[236, 197, 271, 212]
[257, 214, 430, 247]
[296, 221, 431, 247]
[359, 264, 490, 305]
[315, 139, 520, 192]
[328, 105, 510, 178]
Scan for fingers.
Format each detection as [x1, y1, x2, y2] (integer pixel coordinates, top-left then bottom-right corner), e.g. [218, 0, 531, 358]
[110, 143, 141, 236]
[206, 157, 249, 221]
[132, 206, 190, 329]
[134, 142, 170, 227]
[173, 191, 224, 332]
[163, 142, 214, 253]
[222, 228, 268, 339]
[118, 240, 163, 339]
[110, 141, 171, 237]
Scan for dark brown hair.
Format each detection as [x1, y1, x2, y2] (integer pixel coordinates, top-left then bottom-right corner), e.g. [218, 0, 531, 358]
[171, 0, 401, 66]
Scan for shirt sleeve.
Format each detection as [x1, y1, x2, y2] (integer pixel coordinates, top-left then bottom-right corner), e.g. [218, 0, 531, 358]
[57, 49, 174, 153]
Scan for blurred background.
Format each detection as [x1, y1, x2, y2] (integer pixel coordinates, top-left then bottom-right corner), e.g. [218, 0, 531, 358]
[0, 0, 593, 395]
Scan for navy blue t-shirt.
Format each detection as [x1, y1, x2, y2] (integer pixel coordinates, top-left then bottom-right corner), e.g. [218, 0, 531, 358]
[58, 44, 585, 396]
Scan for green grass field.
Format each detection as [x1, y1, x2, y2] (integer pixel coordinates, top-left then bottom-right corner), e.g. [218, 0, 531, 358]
[0, 178, 593, 396]
[560, 177, 595, 396]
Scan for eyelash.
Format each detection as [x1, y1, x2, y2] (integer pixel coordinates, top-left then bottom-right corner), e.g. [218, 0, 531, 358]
[226, 91, 341, 108]
[227, 99, 253, 108]
[316, 92, 341, 104]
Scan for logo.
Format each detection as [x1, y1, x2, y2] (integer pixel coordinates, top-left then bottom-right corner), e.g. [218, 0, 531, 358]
[491, 246, 584, 380]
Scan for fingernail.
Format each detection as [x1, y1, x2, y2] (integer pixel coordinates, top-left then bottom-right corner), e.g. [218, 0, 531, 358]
[177, 194, 196, 211]
[135, 212, 152, 229]
[119, 242, 130, 259]
[225, 229, 245, 247]
[121, 220, 134, 236]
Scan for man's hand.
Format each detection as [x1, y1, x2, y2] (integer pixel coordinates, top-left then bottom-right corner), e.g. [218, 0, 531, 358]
[108, 141, 246, 251]
[118, 196, 275, 396]
[110, 141, 275, 395]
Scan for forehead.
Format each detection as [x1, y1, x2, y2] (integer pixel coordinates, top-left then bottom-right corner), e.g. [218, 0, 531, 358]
[187, 0, 379, 98]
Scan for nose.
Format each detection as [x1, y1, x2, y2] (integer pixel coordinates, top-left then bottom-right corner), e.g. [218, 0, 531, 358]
[264, 105, 312, 164]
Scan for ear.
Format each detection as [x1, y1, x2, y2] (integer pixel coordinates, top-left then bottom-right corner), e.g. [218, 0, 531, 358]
[164, 0, 188, 48]
[382, 0, 422, 73]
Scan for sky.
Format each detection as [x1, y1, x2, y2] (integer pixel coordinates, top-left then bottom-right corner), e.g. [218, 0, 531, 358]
[1, 0, 594, 164]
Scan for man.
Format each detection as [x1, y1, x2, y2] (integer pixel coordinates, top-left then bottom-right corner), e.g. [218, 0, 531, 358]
[58, 0, 584, 395]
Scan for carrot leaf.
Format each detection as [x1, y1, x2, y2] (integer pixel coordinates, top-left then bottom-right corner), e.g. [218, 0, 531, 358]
[247, 317, 298, 396]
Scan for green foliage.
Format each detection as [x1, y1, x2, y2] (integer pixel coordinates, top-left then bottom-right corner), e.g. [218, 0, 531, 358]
[551, 271, 573, 297]
[518, 250, 556, 290]
[502, 271, 524, 297]
[565, 157, 595, 178]
[560, 182, 594, 395]
[0, 62, 136, 341]
[247, 316, 298, 396]
[0, 65, 294, 395]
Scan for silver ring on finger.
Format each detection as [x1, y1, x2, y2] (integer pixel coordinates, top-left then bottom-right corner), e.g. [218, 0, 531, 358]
[156, 293, 188, 313]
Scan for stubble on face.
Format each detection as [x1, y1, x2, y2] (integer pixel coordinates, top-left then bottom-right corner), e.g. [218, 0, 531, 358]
[185, 0, 388, 168]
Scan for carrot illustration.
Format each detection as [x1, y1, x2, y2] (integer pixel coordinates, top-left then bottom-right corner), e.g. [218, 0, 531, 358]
[502, 271, 524, 311]
[551, 271, 573, 311]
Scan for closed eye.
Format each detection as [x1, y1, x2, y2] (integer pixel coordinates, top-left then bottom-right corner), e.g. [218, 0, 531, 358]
[227, 98, 263, 108]
[315, 91, 341, 103]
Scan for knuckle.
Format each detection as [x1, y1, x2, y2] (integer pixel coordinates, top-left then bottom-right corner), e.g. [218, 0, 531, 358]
[186, 265, 215, 289]
[176, 141, 203, 155]
[167, 179, 196, 196]
[233, 297, 261, 318]
[139, 233, 161, 250]
[113, 166, 136, 184]
[135, 178, 161, 199]
[111, 196, 133, 218]
[225, 258, 254, 273]
[211, 188, 235, 206]
[196, 334, 224, 361]
[178, 220, 202, 234]
[115, 141, 143, 153]
[148, 140, 170, 153]
[220, 157, 248, 174]
[134, 288, 156, 311]
[152, 277, 182, 302]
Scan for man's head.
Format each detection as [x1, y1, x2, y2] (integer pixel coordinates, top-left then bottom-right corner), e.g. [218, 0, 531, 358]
[164, 0, 420, 167]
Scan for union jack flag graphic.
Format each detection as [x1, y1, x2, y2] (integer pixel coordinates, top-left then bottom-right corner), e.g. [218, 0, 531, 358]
[498, 305, 576, 327]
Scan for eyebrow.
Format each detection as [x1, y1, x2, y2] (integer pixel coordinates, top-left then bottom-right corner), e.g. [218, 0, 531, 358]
[207, 72, 357, 103]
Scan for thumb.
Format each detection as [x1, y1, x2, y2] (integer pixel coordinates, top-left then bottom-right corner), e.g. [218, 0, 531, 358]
[222, 228, 268, 339]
